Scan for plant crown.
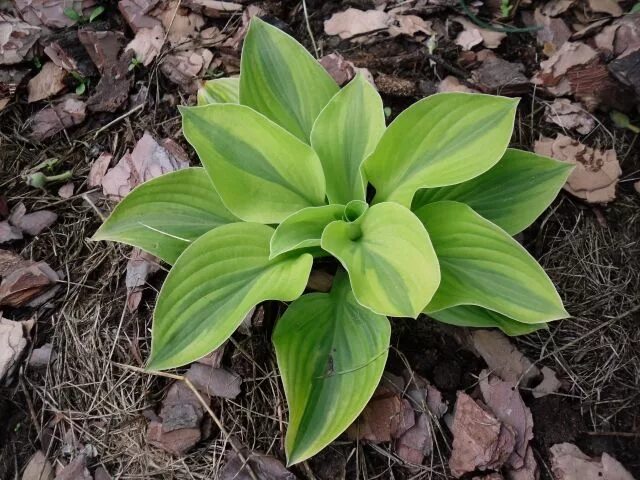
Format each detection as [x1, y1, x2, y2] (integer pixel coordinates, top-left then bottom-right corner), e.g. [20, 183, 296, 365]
[94, 17, 572, 465]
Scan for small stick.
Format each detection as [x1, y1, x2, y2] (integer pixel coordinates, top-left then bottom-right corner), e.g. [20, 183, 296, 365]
[92, 103, 144, 139]
[113, 362, 259, 480]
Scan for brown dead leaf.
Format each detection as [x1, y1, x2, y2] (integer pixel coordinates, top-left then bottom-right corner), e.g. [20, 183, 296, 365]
[464, 330, 540, 386]
[0, 249, 27, 276]
[587, 0, 623, 17]
[15, 0, 96, 28]
[474, 475, 505, 480]
[347, 383, 415, 443]
[534, 134, 620, 204]
[101, 131, 189, 200]
[0, 67, 30, 111]
[185, 363, 241, 399]
[522, 9, 571, 55]
[449, 392, 516, 477]
[221, 448, 295, 480]
[118, 0, 162, 32]
[479, 372, 534, 469]
[196, 343, 226, 368]
[454, 16, 506, 50]
[58, 182, 75, 199]
[154, 0, 205, 47]
[28, 343, 57, 369]
[0, 316, 28, 384]
[0, 261, 59, 307]
[0, 222, 23, 244]
[544, 99, 595, 134]
[472, 57, 529, 94]
[389, 15, 434, 37]
[78, 28, 126, 73]
[9, 203, 57, 236]
[532, 41, 598, 96]
[541, 0, 575, 16]
[182, 0, 242, 17]
[595, 14, 640, 59]
[27, 62, 67, 103]
[396, 414, 431, 464]
[532, 366, 562, 398]
[88, 153, 112, 188]
[222, 5, 263, 51]
[320, 53, 357, 86]
[87, 50, 135, 113]
[161, 49, 213, 92]
[126, 24, 164, 66]
[0, 14, 41, 65]
[43, 30, 98, 78]
[126, 248, 160, 312]
[438, 76, 479, 93]
[506, 446, 539, 480]
[550, 443, 634, 480]
[21, 450, 54, 480]
[93, 466, 111, 480]
[324, 8, 393, 40]
[31, 95, 87, 141]
[55, 454, 92, 480]
[608, 51, 640, 99]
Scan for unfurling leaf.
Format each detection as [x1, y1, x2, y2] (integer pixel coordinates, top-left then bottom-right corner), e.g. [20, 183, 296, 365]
[273, 273, 390, 465]
[321, 202, 440, 318]
[93, 168, 239, 264]
[416, 201, 567, 323]
[365, 93, 518, 207]
[149, 223, 313, 370]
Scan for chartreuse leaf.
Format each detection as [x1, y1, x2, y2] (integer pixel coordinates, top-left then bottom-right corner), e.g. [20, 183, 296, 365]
[412, 149, 574, 235]
[364, 93, 518, 207]
[148, 223, 313, 370]
[197, 77, 239, 105]
[428, 305, 547, 336]
[92, 168, 238, 264]
[310, 74, 385, 204]
[240, 17, 339, 142]
[270, 205, 345, 259]
[321, 202, 440, 318]
[273, 272, 390, 465]
[416, 201, 567, 323]
[180, 104, 326, 224]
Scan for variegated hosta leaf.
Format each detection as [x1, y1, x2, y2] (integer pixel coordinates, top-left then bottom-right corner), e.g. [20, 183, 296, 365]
[180, 104, 326, 224]
[273, 272, 390, 465]
[92, 168, 238, 264]
[428, 305, 547, 336]
[412, 149, 574, 235]
[240, 17, 339, 142]
[270, 205, 345, 259]
[196, 77, 239, 105]
[310, 74, 385, 204]
[321, 202, 440, 318]
[364, 93, 518, 207]
[148, 223, 313, 370]
[416, 201, 567, 323]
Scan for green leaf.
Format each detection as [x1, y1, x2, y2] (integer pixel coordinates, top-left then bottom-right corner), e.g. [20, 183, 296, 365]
[93, 168, 238, 264]
[270, 205, 345, 259]
[149, 223, 313, 370]
[412, 149, 574, 235]
[63, 7, 81, 21]
[89, 5, 105, 22]
[75, 82, 86, 95]
[428, 305, 547, 336]
[364, 93, 518, 207]
[180, 103, 326, 224]
[415, 201, 567, 323]
[310, 74, 385, 204]
[273, 272, 390, 465]
[240, 17, 339, 142]
[197, 77, 239, 105]
[321, 202, 440, 318]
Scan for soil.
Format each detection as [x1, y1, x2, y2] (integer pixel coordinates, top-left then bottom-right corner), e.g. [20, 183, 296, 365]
[1, 0, 640, 479]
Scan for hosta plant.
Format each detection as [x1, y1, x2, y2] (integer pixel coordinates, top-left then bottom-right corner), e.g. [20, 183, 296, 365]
[94, 17, 572, 465]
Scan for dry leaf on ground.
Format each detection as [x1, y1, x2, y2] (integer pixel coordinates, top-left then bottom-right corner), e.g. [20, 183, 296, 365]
[608, 51, 640, 99]
[9, 203, 57, 236]
[14, 0, 96, 28]
[479, 372, 534, 469]
[43, 30, 98, 78]
[449, 392, 516, 477]
[154, 0, 205, 47]
[58, 182, 75, 199]
[595, 14, 640, 59]
[396, 413, 431, 465]
[185, 363, 241, 399]
[454, 16, 506, 50]
[532, 366, 562, 398]
[118, 0, 162, 31]
[27, 62, 67, 103]
[320, 53, 357, 86]
[532, 41, 598, 96]
[0, 222, 23, 243]
[30, 95, 87, 141]
[535, 134, 620, 204]
[438, 76, 479, 93]
[55, 453, 92, 480]
[101, 131, 189, 200]
[88, 153, 112, 188]
[0, 260, 59, 308]
[550, 443, 634, 480]
[347, 381, 415, 443]
[182, 0, 242, 17]
[221, 448, 295, 480]
[28, 343, 57, 369]
[522, 8, 571, 56]
[586, 0, 623, 17]
[78, 28, 126, 73]
[195, 343, 226, 368]
[87, 50, 135, 113]
[160, 49, 213, 92]
[324, 8, 393, 40]
[506, 446, 539, 480]
[125, 248, 160, 312]
[0, 316, 28, 383]
[0, 67, 30, 111]
[544, 99, 596, 134]
[541, 0, 575, 16]
[126, 24, 164, 66]
[389, 15, 434, 37]
[462, 330, 540, 386]
[21, 450, 54, 480]
[0, 14, 41, 65]
[471, 57, 529, 94]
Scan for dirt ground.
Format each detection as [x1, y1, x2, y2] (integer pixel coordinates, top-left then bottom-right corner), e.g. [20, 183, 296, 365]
[1, 0, 640, 478]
